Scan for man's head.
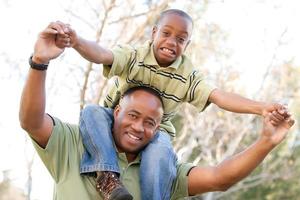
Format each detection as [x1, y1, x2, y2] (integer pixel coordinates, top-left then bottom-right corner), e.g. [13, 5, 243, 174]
[112, 86, 164, 161]
[151, 9, 193, 67]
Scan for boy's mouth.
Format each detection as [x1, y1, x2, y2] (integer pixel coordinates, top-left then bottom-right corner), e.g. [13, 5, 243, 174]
[161, 47, 175, 56]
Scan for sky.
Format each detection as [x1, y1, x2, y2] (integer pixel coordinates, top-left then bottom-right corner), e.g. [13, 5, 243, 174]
[0, 0, 299, 199]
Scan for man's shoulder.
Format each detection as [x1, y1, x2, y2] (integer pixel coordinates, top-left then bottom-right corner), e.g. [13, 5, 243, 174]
[171, 162, 195, 200]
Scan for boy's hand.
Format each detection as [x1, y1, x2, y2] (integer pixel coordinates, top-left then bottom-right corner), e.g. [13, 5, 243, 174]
[262, 110, 294, 146]
[262, 103, 289, 125]
[55, 24, 78, 48]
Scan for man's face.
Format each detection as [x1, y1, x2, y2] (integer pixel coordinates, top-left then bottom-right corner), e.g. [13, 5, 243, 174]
[152, 13, 193, 67]
[113, 90, 163, 161]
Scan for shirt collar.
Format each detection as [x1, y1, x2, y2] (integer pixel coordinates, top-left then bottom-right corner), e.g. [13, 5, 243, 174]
[118, 152, 141, 165]
[112, 140, 141, 164]
[143, 41, 182, 70]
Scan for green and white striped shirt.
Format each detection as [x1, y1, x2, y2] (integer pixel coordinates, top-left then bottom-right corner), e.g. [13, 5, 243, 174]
[103, 41, 215, 136]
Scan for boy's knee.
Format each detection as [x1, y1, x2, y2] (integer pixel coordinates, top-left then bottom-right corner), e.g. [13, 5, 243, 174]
[81, 105, 104, 116]
[81, 105, 113, 123]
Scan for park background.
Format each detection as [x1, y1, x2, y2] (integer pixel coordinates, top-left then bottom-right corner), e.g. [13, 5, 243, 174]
[0, 0, 299, 199]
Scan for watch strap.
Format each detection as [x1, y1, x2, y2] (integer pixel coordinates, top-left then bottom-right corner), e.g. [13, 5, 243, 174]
[29, 55, 49, 70]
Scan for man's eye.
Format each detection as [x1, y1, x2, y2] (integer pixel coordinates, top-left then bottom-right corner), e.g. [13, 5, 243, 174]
[146, 121, 155, 127]
[162, 31, 169, 36]
[128, 114, 136, 119]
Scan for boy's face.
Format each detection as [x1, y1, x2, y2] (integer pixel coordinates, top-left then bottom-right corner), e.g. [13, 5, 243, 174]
[152, 13, 192, 67]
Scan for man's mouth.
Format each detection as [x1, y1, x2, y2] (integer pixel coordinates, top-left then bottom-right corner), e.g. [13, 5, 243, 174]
[127, 132, 141, 141]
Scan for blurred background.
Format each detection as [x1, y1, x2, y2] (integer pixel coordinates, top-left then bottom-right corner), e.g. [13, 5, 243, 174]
[0, 0, 299, 199]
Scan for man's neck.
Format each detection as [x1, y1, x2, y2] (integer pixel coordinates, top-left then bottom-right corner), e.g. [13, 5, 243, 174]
[125, 153, 138, 163]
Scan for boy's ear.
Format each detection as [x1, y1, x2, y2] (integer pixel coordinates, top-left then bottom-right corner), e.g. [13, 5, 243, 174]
[151, 26, 158, 41]
[184, 39, 191, 51]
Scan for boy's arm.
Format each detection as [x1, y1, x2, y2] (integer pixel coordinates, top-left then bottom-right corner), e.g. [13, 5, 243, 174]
[187, 112, 294, 195]
[208, 89, 285, 117]
[56, 24, 113, 65]
[72, 35, 114, 65]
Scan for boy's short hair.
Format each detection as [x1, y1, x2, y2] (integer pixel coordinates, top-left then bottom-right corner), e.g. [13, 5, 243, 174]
[156, 9, 193, 27]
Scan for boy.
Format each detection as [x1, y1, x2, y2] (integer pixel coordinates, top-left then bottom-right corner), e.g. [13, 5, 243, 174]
[56, 9, 286, 200]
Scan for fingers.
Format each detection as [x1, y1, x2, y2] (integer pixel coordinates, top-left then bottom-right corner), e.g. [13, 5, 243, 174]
[268, 110, 284, 124]
[55, 34, 71, 48]
[45, 21, 74, 48]
[47, 21, 69, 34]
[285, 117, 295, 128]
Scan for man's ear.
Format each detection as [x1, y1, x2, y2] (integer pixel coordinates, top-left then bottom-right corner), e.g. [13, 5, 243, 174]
[114, 105, 120, 118]
[151, 26, 158, 41]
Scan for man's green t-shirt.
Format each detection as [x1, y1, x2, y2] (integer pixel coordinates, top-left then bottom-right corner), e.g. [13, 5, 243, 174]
[31, 117, 194, 200]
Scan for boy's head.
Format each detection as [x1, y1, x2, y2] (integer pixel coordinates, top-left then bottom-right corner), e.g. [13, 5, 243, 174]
[151, 9, 193, 67]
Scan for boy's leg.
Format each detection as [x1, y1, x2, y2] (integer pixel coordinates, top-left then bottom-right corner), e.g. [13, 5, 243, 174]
[140, 130, 177, 200]
[79, 105, 132, 200]
[79, 105, 118, 173]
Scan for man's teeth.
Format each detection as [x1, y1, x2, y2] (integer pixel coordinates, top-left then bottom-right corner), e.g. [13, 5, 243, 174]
[128, 133, 140, 140]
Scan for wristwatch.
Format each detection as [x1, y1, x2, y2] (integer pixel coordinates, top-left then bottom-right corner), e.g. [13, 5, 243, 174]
[29, 55, 49, 70]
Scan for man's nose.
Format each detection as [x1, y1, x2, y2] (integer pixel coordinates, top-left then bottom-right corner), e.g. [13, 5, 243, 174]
[131, 120, 144, 132]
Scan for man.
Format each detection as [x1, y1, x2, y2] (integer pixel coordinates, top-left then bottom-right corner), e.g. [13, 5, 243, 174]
[19, 23, 294, 200]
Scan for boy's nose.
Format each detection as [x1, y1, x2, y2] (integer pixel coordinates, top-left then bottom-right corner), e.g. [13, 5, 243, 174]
[166, 36, 177, 46]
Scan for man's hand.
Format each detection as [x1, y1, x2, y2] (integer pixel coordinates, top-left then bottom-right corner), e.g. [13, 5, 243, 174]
[262, 108, 295, 146]
[32, 21, 67, 64]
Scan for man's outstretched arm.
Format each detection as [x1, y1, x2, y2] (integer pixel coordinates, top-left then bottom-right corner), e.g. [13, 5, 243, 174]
[19, 22, 66, 148]
[187, 110, 294, 195]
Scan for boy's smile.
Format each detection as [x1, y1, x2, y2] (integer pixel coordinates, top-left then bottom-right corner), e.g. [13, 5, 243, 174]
[152, 13, 193, 67]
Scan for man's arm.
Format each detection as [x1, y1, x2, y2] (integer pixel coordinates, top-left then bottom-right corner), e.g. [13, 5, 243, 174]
[187, 111, 294, 195]
[209, 89, 287, 121]
[19, 22, 66, 148]
[55, 22, 113, 65]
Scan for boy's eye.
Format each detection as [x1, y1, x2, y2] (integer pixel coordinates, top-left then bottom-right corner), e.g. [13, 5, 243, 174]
[177, 37, 186, 43]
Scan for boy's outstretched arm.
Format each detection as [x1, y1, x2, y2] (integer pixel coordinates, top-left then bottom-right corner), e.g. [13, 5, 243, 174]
[55, 22, 113, 65]
[187, 111, 295, 196]
[208, 89, 287, 118]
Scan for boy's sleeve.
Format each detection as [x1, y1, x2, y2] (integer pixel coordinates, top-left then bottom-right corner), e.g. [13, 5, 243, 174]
[185, 70, 217, 112]
[30, 117, 80, 183]
[103, 44, 136, 78]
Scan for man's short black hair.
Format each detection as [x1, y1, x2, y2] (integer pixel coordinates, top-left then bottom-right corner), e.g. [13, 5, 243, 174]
[156, 9, 193, 27]
[122, 86, 164, 109]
